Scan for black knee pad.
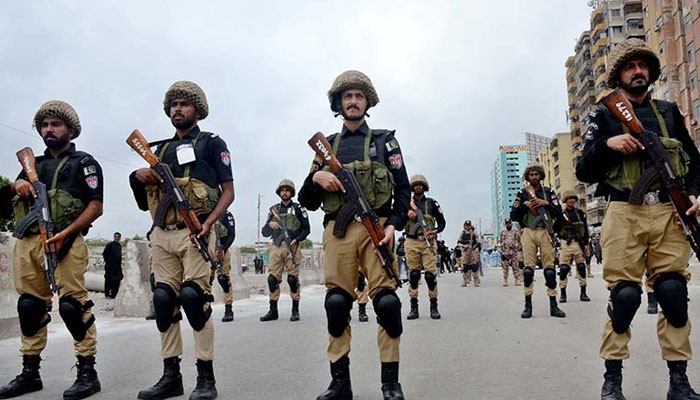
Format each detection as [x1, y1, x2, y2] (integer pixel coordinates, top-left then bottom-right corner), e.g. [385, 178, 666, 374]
[424, 272, 437, 291]
[325, 288, 353, 337]
[267, 274, 279, 293]
[287, 274, 299, 294]
[58, 296, 95, 341]
[577, 263, 587, 278]
[518, 261, 525, 270]
[559, 264, 571, 281]
[373, 289, 403, 338]
[523, 267, 535, 287]
[217, 274, 231, 293]
[153, 283, 181, 333]
[608, 281, 642, 334]
[17, 294, 51, 337]
[357, 273, 366, 292]
[179, 281, 213, 331]
[654, 273, 689, 328]
[543, 268, 557, 289]
[409, 270, 421, 289]
[471, 264, 479, 273]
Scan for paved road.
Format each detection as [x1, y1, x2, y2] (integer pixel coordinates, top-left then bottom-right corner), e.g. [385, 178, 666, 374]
[0, 264, 699, 399]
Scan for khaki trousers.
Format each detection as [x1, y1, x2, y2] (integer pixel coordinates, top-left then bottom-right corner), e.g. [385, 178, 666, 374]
[151, 227, 215, 361]
[323, 220, 399, 363]
[14, 234, 96, 357]
[218, 250, 233, 305]
[521, 227, 556, 297]
[599, 202, 692, 361]
[406, 238, 438, 299]
[559, 241, 586, 288]
[268, 244, 301, 301]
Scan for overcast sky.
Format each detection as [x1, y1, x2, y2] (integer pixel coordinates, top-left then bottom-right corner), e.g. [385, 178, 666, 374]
[0, 1, 593, 245]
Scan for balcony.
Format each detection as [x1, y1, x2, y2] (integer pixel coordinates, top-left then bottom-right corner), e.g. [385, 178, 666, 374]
[625, 12, 643, 21]
[592, 36, 609, 57]
[594, 55, 606, 71]
[567, 67, 576, 79]
[591, 7, 605, 26]
[565, 56, 575, 69]
[568, 80, 578, 92]
[595, 72, 607, 88]
[625, 26, 644, 39]
[596, 88, 612, 103]
[591, 21, 607, 39]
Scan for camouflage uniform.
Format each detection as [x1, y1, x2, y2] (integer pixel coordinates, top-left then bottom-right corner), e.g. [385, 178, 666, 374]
[458, 222, 481, 287]
[499, 225, 522, 286]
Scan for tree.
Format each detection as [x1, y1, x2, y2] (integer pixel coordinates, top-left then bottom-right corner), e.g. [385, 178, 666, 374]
[0, 175, 14, 232]
[299, 239, 313, 249]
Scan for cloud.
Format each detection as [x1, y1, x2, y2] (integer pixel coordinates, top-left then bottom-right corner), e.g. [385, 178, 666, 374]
[0, 0, 592, 245]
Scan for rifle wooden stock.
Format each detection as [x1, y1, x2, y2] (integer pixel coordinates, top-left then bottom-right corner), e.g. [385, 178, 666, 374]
[308, 132, 343, 172]
[16, 148, 39, 183]
[127, 129, 161, 167]
[601, 91, 644, 135]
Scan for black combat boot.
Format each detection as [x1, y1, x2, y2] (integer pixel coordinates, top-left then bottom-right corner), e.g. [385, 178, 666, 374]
[559, 287, 567, 303]
[189, 360, 217, 400]
[290, 300, 300, 322]
[549, 296, 566, 318]
[601, 360, 626, 400]
[63, 355, 101, 400]
[358, 303, 369, 322]
[380, 362, 404, 400]
[580, 285, 591, 302]
[520, 295, 532, 319]
[259, 300, 279, 322]
[648, 292, 659, 314]
[221, 304, 234, 322]
[316, 356, 352, 400]
[667, 361, 700, 400]
[137, 356, 184, 400]
[406, 298, 419, 320]
[429, 298, 441, 320]
[0, 355, 42, 398]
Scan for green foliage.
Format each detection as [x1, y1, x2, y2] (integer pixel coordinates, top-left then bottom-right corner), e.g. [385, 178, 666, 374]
[0, 176, 13, 232]
[85, 237, 110, 246]
[299, 239, 313, 249]
[240, 246, 257, 254]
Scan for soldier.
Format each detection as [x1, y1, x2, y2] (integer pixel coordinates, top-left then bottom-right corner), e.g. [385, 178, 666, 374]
[557, 191, 591, 303]
[576, 39, 700, 399]
[499, 218, 522, 286]
[453, 244, 463, 282]
[510, 164, 566, 319]
[214, 211, 236, 322]
[298, 70, 410, 400]
[259, 179, 310, 322]
[457, 220, 480, 287]
[0, 101, 103, 399]
[405, 174, 446, 320]
[129, 81, 234, 400]
[355, 271, 369, 322]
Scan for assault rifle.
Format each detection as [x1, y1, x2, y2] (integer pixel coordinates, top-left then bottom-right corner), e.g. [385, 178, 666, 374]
[524, 185, 557, 247]
[308, 132, 402, 287]
[127, 129, 221, 283]
[13, 147, 62, 293]
[561, 211, 587, 254]
[269, 207, 299, 268]
[407, 199, 437, 256]
[602, 89, 700, 260]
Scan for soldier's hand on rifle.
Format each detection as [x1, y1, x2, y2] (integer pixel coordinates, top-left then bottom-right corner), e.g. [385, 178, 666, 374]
[13, 179, 36, 199]
[216, 249, 225, 261]
[426, 229, 437, 239]
[312, 171, 345, 192]
[135, 168, 163, 185]
[532, 198, 549, 207]
[407, 210, 417, 221]
[290, 239, 297, 247]
[197, 220, 213, 240]
[606, 134, 644, 155]
[268, 221, 281, 230]
[379, 225, 395, 247]
[524, 201, 538, 214]
[46, 230, 68, 252]
[675, 195, 700, 225]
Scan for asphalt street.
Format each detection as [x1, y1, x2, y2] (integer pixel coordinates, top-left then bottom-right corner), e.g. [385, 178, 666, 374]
[1, 263, 699, 400]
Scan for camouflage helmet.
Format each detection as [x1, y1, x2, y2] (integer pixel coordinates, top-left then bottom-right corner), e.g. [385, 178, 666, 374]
[163, 81, 209, 120]
[33, 100, 82, 139]
[563, 190, 578, 202]
[606, 38, 661, 89]
[328, 70, 379, 113]
[523, 164, 546, 181]
[409, 174, 430, 192]
[464, 219, 472, 227]
[504, 218, 512, 224]
[276, 179, 296, 197]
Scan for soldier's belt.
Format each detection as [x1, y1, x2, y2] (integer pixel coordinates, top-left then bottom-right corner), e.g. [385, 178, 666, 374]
[609, 190, 669, 204]
[163, 223, 188, 231]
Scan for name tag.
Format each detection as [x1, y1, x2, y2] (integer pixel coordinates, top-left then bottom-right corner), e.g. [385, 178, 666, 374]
[176, 143, 196, 165]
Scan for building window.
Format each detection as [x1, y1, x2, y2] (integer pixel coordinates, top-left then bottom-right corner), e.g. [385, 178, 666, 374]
[645, 30, 651, 41]
[689, 42, 696, 64]
[656, 16, 663, 30]
[555, 178, 561, 189]
[613, 26, 623, 34]
[644, 6, 648, 18]
[660, 40, 665, 54]
[611, 9, 621, 17]
[694, 99, 700, 119]
[685, 12, 692, 27]
[692, 70, 698, 90]
[554, 165, 560, 175]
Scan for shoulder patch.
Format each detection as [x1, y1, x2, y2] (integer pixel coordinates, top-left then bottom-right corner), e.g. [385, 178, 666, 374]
[220, 151, 231, 166]
[80, 156, 92, 165]
[83, 165, 97, 176]
[385, 139, 399, 152]
[388, 153, 403, 169]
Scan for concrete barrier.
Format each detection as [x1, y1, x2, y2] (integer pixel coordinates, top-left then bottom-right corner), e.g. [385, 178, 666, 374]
[0, 234, 19, 340]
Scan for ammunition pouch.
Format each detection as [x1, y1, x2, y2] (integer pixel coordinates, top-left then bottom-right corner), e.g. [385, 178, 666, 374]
[12, 189, 85, 236]
[147, 177, 219, 227]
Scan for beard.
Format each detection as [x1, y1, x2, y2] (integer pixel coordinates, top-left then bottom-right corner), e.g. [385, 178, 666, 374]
[341, 106, 365, 121]
[43, 134, 70, 150]
[171, 113, 197, 130]
[620, 76, 650, 96]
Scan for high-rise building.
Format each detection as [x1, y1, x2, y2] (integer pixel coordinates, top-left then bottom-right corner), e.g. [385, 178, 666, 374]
[524, 132, 551, 163]
[491, 145, 529, 235]
[535, 132, 577, 201]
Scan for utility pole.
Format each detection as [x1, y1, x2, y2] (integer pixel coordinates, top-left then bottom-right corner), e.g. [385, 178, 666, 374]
[256, 194, 263, 253]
